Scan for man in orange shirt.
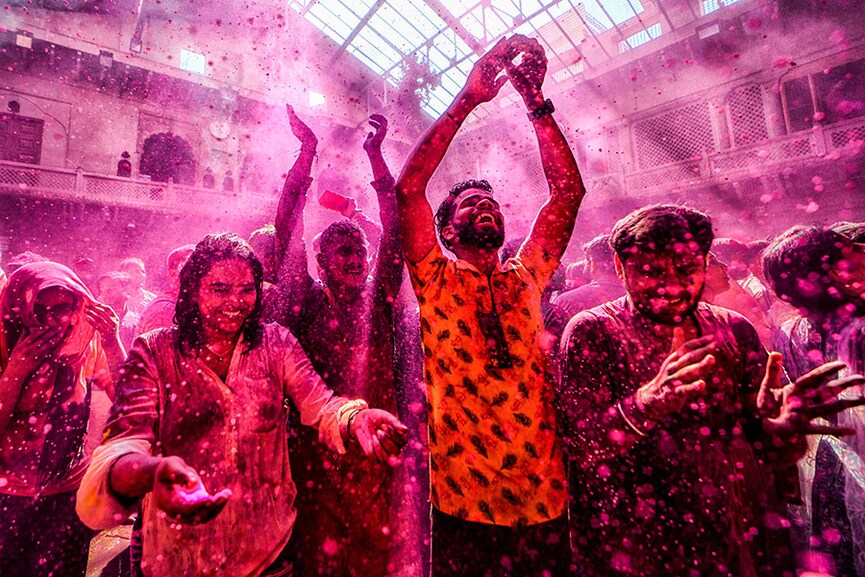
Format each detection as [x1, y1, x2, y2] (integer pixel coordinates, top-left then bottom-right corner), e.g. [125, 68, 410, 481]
[395, 35, 585, 576]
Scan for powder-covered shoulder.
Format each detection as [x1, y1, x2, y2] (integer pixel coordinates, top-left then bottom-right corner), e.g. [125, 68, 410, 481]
[561, 304, 623, 355]
[260, 322, 302, 349]
[699, 301, 757, 330]
[698, 302, 763, 351]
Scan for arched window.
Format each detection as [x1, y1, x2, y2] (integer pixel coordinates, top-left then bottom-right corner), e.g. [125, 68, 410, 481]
[139, 132, 196, 185]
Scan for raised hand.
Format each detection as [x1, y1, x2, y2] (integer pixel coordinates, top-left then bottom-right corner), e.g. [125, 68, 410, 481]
[153, 456, 231, 525]
[460, 36, 512, 107]
[759, 355, 865, 454]
[363, 114, 388, 153]
[503, 34, 548, 107]
[2, 326, 65, 412]
[350, 408, 409, 464]
[286, 104, 318, 148]
[635, 329, 716, 421]
[9, 326, 64, 370]
[85, 302, 120, 340]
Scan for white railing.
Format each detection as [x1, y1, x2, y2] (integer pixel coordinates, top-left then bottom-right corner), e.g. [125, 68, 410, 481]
[4, 115, 864, 211]
[622, 116, 865, 194]
[0, 162, 277, 219]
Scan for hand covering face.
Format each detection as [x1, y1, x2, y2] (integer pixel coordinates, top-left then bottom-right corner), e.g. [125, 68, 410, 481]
[0, 262, 98, 489]
[0, 262, 96, 369]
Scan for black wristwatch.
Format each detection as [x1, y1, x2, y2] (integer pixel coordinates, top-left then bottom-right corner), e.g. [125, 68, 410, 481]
[528, 98, 555, 121]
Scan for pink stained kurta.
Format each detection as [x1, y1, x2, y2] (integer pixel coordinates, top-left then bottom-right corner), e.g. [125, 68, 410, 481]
[77, 323, 364, 577]
[558, 297, 794, 576]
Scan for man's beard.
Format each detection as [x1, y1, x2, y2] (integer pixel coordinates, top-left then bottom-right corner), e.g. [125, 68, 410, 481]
[630, 286, 704, 326]
[455, 220, 505, 250]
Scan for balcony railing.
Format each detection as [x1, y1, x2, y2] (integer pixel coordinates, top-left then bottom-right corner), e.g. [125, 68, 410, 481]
[4, 115, 863, 215]
[622, 116, 865, 195]
[0, 162, 277, 220]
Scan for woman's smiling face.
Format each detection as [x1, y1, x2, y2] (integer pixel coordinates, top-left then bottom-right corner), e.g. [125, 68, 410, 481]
[196, 258, 257, 341]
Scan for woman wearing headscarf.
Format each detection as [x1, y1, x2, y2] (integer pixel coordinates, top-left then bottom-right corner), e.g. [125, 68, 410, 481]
[0, 261, 124, 577]
[77, 232, 408, 577]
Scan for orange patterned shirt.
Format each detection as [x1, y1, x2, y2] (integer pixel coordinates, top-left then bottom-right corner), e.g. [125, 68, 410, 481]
[408, 239, 567, 527]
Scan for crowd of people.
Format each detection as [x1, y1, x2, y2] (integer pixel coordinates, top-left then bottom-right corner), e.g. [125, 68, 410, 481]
[1, 34, 865, 577]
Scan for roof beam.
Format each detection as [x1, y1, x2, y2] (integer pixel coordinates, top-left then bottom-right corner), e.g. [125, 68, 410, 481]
[422, 0, 486, 55]
[329, 0, 388, 66]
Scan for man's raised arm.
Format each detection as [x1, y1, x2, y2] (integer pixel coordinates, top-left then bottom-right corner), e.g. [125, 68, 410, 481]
[267, 105, 317, 328]
[273, 105, 317, 270]
[363, 114, 404, 299]
[508, 36, 585, 262]
[395, 37, 511, 263]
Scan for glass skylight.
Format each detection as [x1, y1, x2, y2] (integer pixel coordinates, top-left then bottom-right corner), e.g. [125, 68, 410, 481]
[619, 22, 663, 52]
[701, 0, 741, 15]
[287, 0, 662, 117]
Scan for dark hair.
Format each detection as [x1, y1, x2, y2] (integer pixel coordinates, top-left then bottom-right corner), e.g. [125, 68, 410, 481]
[248, 224, 277, 283]
[748, 239, 770, 261]
[434, 179, 494, 250]
[610, 204, 714, 262]
[248, 224, 276, 250]
[583, 234, 615, 275]
[566, 260, 588, 283]
[319, 220, 367, 256]
[762, 225, 851, 315]
[175, 233, 264, 355]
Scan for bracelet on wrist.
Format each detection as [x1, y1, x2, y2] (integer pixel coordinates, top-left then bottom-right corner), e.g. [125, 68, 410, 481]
[347, 408, 364, 439]
[632, 389, 663, 422]
[527, 98, 555, 121]
[617, 400, 648, 438]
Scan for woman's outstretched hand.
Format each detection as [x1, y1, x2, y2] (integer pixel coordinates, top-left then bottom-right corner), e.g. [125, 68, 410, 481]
[153, 456, 232, 525]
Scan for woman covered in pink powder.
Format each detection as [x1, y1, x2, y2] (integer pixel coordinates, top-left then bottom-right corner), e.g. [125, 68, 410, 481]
[77, 233, 407, 577]
[0, 261, 124, 577]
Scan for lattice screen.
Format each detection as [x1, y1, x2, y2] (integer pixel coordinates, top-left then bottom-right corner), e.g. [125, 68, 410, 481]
[728, 85, 769, 146]
[0, 166, 75, 191]
[0, 166, 38, 188]
[634, 102, 714, 169]
[830, 124, 865, 148]
[84, 178, 120, 199]
[84, 177, 162, 204]
[625, 161, 702, 190]
[37, 171, 76, 191]
[173, 186, 196, 204]
[712, 137, 812, 172]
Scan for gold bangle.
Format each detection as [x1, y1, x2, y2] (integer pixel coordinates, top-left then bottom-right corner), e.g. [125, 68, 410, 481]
[347, 408, 365, 439]
[617, 400, 647, 437]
